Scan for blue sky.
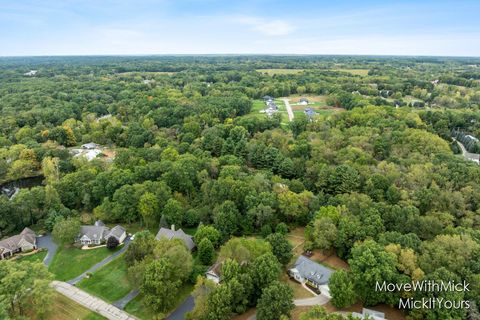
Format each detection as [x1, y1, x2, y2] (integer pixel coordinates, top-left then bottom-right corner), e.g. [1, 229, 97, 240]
[1, 0, 479, 56]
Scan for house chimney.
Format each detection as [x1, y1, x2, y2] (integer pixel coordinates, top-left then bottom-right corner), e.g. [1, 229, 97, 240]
[171, 224, 175, 231]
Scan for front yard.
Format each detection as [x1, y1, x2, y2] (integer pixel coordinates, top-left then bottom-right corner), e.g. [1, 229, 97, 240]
[49, 246, 120, 281]
[15, 250, 47, 263]
[42, 292, 106, 320]
[77, 254, 133, 303]
[125, 283, 194, 319]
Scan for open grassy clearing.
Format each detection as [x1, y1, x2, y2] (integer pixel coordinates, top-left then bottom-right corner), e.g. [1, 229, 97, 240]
[331, 68, 370, 76]
[256, 69, 305, 75]
[15, 250, 47, 263]
[77, 255, 132, 303]
[49, 246, 120, 281]
[41, 292, 106, 320]
[309, 250, 349, 270]
[124, 283, 194, 319]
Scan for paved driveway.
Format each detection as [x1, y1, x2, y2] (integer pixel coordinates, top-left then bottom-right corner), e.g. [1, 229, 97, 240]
[166, 295, 194, 320]
[113, 289, 139, 310]
[68, 237, 131, 285]
[51, 281, 138, 320]
[36, 234, 58, 266]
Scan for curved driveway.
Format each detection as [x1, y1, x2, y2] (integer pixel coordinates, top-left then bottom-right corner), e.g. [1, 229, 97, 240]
[36, 234, 58, 266]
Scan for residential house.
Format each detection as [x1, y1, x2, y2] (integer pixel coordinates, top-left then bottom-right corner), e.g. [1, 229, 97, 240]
[304, 108, 317, 119]
[24, 70, 38, 76]
[155, 225, 196, 251]
[77, 220, 126, 246]
[205, 262, 222, 284]
[81, 142, 99, 150]
[352, 308, 386, 320]
[263, 95, 274, 103]
[0, 228, 37, 260]
[299, 98, 309, 105]
[288, 255, 333, 295]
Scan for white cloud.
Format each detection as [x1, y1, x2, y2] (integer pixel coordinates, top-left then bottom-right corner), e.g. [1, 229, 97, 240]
[235, 16, 296, 36]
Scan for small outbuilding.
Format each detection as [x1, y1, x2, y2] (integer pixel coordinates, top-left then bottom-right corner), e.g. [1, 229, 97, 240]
[299, 98, 309, 105]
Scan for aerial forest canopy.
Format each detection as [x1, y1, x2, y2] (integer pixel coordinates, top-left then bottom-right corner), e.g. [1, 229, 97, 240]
[1, 55, 480, 319]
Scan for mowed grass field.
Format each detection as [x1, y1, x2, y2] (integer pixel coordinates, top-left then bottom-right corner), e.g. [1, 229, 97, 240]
[331, 68, 370, 76]
[43, 292, 106, 320]
[125, 283, 194, 319]
[49, 246, 120, 281]
[77, 255, 133, 303]
[256, 69, 305, 75]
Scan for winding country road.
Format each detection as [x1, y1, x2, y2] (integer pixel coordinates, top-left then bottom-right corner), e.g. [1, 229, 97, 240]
[281, 98, 294, 121]
[454, 138, 480, 164]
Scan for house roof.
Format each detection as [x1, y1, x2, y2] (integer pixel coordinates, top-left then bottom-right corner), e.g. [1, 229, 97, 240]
[106, 225, 126, 240]
[290, 255, 333, 285]
[155, 227, 196, 251]
[263, 95, 273, 100]
[300, 98, 309, 102]
[352, 308, 385, 320]
[206, 262, 222, 277]
[94, 220, 105, 227]
[82, 142, 98, 149]
[0, 228, 36, 254]
[79, 225, 108, 241]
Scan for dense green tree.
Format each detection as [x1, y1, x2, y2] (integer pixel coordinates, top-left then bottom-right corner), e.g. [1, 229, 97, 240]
[198, 238, 215, 265]
[52, 217, 81, 245]
[257, 281, 294, 320]
[265, 233, 293, 265]
[329, 270, 356, 308]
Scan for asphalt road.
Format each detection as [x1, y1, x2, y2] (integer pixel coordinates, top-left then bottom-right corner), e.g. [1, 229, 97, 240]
[166, 295, 194, 320]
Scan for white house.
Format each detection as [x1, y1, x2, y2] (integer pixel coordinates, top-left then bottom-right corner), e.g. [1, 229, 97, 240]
[81, 142, 98, 150]
[352, 308, 386, 320]
[288, 255, 334, 295]
[299, 98, 309, 105]
[77, 221, 126, 246]
[205, 262, 222, 284]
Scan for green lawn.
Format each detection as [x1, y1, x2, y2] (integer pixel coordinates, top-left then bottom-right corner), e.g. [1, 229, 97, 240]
[77, 255, 133, 303]
[49, 246, 120, 281]
[16, 250, 47, 263]
[256, 68, 305, 75]
[125, 283, 194, 319]
[43, 293, 106, 320]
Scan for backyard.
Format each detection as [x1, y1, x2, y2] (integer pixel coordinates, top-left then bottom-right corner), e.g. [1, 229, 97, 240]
[41, 292, 106, 320]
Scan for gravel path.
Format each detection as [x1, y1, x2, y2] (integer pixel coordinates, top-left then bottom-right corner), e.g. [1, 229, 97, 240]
[51, 281, 138, 320]
[282, 98, 294, 121]
[454, 138, 480, 164]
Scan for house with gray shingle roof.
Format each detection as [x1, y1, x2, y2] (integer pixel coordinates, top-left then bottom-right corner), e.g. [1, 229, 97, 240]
[0, 228, 37, 260]
[77, 221, 126, 246]
[288, 255, 333, 292]
[155, 226, 195, 251]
